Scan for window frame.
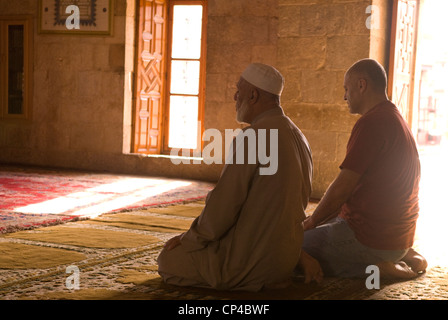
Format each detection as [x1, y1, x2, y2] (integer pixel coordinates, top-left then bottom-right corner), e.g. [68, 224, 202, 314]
[0, 15, 33, 121]
[162, 0, 207, 156]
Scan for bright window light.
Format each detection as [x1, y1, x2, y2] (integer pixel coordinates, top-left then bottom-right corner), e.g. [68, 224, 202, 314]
[168, 4, 203, 150]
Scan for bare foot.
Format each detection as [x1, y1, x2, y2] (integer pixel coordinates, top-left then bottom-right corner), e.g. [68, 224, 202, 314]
[297, 250, 324, 284]
[402, 248, 427, 274]
[377, 260, 418, 279]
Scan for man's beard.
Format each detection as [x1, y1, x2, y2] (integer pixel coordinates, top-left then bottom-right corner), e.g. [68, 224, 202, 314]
[236, 100, 250, 124]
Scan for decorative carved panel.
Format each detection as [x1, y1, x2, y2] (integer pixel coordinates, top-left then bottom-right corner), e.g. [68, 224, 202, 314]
[388, 0, 419, 125]
[133, 0, 167, 154]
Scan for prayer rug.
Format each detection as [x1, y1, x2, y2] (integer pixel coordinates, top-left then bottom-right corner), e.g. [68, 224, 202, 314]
[0, 242, 86, 269]
[84, 213, 194, 233]
[1, 200, 446, 302]
[0, 165, 215, 234]
[4, 225, 161, 249]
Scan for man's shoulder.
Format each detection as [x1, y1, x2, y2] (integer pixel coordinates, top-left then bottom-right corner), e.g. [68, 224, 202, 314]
[252, 112, 296, 129]
[355, 102, 396, 129]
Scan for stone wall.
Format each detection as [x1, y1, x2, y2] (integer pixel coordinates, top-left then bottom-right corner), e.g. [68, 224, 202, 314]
[205, 0, 376, 198]
[0, 0, 130, 173]
[203, 0, 280, 166]
[277, 0, 372, 197]
[0, 0, 388, 198]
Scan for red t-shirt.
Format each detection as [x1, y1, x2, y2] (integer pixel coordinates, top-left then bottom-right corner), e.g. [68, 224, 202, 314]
[339, 100, 420, 250]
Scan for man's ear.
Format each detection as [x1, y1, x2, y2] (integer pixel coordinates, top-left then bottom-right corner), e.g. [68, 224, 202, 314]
[359, 78, 368, 93]
[249, 88, 259, 104]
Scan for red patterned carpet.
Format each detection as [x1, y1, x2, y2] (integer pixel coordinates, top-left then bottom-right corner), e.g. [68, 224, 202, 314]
[0, 165, 215, 234]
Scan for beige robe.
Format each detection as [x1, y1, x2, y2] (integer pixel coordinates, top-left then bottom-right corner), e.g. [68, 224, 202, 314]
[157, 107, 313, 291]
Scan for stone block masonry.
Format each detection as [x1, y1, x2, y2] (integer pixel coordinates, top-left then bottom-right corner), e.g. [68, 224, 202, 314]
[277, 0, 372, 197]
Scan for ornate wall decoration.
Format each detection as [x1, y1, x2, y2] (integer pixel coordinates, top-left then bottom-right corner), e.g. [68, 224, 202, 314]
[39, 0, 113, 35]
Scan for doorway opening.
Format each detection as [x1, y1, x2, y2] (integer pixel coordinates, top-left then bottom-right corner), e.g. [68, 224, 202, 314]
[407, 0, 448, 267]
[414, 1, 448, 150]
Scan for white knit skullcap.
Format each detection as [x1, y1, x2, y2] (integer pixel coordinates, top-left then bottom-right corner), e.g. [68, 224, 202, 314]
[241, 63, 284, 96]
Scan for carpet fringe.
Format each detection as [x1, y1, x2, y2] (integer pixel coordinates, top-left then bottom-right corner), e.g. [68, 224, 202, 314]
[0, 216, 87, 235]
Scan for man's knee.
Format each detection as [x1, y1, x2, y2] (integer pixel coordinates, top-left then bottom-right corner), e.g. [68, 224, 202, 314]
[157, 247, 184, 283]
[157, 246, 176, 274]
[157, 245, 207, 287]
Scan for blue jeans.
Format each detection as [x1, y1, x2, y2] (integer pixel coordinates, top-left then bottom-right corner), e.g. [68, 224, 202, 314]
[302, 217, 409, 278]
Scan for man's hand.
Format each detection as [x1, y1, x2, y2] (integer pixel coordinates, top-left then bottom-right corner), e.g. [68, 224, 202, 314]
[303, 216, 316, 231]
[164, 234, 183, 251]
[298, 250, 324, 284]
[304, 169, 360, 230]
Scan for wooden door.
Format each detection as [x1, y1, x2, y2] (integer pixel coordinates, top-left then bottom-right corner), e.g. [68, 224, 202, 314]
[388, 0, 420, 126]
[133, 0, 168, 154]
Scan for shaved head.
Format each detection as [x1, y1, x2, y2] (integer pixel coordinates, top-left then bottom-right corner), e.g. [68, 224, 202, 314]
[346, 59, 388, 93]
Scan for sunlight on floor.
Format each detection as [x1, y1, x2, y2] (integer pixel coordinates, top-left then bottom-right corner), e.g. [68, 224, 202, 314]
[13, 178, 191, 218]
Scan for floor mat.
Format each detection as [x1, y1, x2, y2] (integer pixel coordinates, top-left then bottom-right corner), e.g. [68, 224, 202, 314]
[1, 200, 446, 301]
[0, 165, 215, 234]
